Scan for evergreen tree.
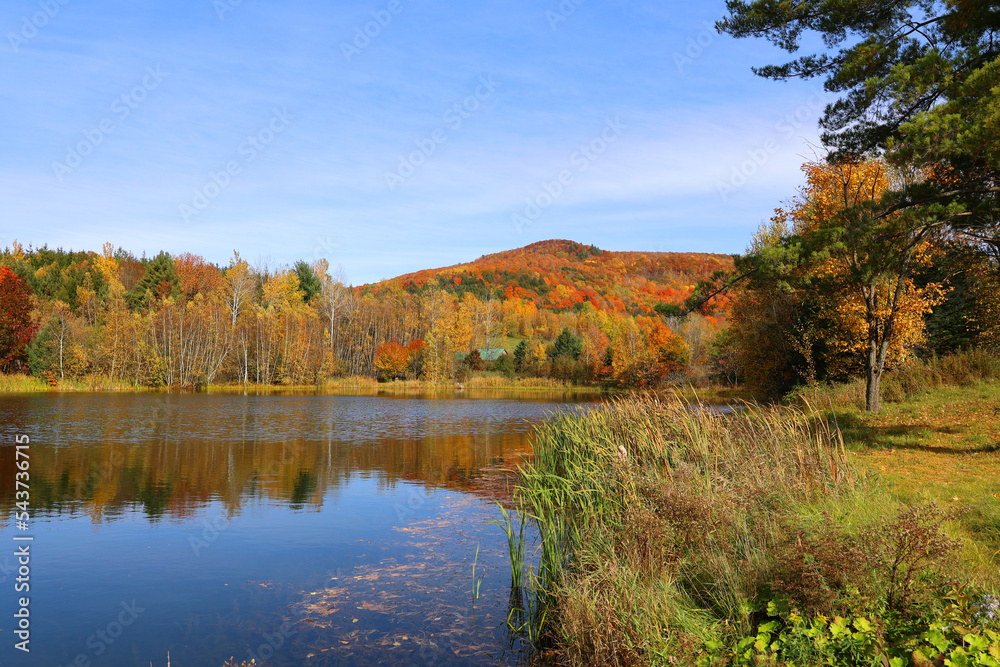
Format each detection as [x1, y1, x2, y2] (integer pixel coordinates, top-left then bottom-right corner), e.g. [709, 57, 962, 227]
[654, 302, 682, 317]
[719, 0, 1000, 255]
[552, 327, 582, 360]
[27, 317, 59, 378]
[294, 261, 322, 304]
[128, 251, 179, 308]
[492, 353, 515, 379]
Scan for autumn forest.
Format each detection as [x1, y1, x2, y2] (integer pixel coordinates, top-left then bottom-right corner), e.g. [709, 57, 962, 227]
[1, 196, 998, 406]
[0, 238, 735, 390]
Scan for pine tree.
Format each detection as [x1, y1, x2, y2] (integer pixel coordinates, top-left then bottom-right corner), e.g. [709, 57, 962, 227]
[719, 0, 1000, 255]
[294, 261, 322, 304]
[128, 251, 179, 308]
[552, 327, 582, 360]
[513, 340, 528, 371]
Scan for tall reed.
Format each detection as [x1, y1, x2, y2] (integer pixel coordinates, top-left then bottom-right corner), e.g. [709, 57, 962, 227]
[506, 394, 857, 664]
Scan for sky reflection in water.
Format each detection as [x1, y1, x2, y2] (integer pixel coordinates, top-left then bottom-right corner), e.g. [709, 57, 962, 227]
[0, 392, 599, 666]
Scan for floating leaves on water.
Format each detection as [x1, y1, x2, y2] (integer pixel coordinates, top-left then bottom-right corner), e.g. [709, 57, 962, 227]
[293, 494, 529, 664]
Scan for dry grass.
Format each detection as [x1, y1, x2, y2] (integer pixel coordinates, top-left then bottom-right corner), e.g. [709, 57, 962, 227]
[0, 373, 152, 393]
[0, 373, 603, 396]
[510, 395, 863, 665]
[0, 374, 50, 392]
[506, 384, 1000, 665]
[204, 375, 603, 395]
[788, 349, 1000, 410]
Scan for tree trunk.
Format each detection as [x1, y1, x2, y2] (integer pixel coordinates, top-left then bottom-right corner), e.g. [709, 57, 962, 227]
[865, 312, 882, 413]
[865, 352, 881, 413]
[57, 318, 65, 380]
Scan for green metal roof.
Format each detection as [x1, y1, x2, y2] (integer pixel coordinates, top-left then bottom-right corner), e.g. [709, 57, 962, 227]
[454, 348, 509, 361]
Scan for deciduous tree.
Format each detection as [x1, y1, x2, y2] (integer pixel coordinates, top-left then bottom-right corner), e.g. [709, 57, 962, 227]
[0, 266, 36, 372]
[735, 159, 946, 410]
[374, 341, 409, 380]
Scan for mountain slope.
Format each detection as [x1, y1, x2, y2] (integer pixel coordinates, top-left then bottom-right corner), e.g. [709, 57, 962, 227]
[363, 240, 733, 313]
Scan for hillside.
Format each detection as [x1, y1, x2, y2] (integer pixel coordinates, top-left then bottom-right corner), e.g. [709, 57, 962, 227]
[362, 240, 734, 314]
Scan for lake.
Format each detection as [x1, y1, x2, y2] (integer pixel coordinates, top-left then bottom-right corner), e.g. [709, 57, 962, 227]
[0, 391, 601, 666]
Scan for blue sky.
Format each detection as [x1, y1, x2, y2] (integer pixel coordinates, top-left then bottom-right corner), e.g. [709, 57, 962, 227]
[1, 0, 831, 285]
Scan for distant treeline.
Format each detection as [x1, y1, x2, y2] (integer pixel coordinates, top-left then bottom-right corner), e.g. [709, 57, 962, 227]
[0, 241, 725, 388]
[3, 227, 992, 396]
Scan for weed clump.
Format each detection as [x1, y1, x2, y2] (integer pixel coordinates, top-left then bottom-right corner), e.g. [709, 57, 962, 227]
[771, 504, 962, 621]
[507, 395, 854, 662]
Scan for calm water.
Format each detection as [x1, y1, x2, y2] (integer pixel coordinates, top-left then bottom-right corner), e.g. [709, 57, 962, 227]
[0, 392, 599, 667]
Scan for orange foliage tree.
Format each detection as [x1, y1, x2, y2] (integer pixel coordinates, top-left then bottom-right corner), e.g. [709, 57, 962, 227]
[0, 267, 37, 372]
[374, 341, 410, 380]
[174, 253, 223, 300]
[644, 319, 690, 379]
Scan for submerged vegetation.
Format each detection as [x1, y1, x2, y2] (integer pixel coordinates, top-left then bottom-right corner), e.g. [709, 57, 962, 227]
[503, 387, 1000, 665]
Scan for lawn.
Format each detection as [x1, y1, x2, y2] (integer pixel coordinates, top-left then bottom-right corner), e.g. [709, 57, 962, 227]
[838, 382, 1000, 552]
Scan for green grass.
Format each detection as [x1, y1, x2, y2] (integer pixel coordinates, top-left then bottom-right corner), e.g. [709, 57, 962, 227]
[499, 335, 526, 352]
[787, 348, 1000, 411]
[786, 350, 1000, 560]
[826, 382, 1000, 567]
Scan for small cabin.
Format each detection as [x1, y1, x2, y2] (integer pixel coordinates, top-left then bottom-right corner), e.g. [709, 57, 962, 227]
[454, 348, 508, 362]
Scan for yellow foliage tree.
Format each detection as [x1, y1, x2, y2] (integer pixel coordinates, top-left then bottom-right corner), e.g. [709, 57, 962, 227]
[739, 159, 946, 410]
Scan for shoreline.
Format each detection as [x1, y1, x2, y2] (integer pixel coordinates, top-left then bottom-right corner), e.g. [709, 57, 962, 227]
[0, 373, 620, 397]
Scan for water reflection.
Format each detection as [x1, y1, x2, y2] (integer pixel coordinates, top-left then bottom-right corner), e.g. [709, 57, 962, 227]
[0, 393, 590, 521]
[0, 392, 597, 666]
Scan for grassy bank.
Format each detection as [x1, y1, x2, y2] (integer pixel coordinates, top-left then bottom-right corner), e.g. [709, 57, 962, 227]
[205, 375, 610, 396]
[791, 349, 1000, 557]
[0, 372, 608, 396]
[787, 349, 1000, 411]
[505, 392, 1000, 665]
[833, 382, 1000, 566]
[0, 373, 156, 393]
